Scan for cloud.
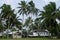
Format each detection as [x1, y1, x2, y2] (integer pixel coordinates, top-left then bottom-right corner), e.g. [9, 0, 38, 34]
[0, 0, 60, 10]
[44, 0, 58, 4]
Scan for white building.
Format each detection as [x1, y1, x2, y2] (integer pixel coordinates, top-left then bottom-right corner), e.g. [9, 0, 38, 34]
[28, 29, 51, 37]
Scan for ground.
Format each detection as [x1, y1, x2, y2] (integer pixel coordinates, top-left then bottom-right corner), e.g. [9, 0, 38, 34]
[0, 38, 60, 40]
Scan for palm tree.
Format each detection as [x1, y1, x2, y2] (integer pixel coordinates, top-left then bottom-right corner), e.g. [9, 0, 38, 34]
[39, 2, 60, 36]
[28, 1, 39, 16]
[18, 1, 39, 21]
[1, 4, 22, 29]
[0, 4, 14, 28]
[0, 16, 4, 32]
[34, 18, 41, 30]
[18, 1, 28, 21]
[23, 17, 33, 37]
[0, 4, 20, 38]
[24, 17, 33, 27]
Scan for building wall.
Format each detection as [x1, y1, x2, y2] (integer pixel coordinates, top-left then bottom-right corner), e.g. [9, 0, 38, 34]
[12, 33, 22, 38]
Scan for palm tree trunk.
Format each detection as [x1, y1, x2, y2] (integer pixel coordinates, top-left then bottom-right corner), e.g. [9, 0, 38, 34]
[7, 23, 9, 39]
[2, 27, 4, 39]
[7, 17, 10, 39]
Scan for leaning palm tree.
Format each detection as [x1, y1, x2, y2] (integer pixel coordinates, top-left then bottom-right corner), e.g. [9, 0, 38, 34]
[39, 2, 60, 36]
[28, 1, 39, 16]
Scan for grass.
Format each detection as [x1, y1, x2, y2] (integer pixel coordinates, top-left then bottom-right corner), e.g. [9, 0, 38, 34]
[0, 38, 60, 40]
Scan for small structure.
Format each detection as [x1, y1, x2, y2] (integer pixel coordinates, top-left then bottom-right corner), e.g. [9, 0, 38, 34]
[28, 31, 38, 37]
[28, 29, 51, 37]
[8, 31, 22, 38]
[38, 30, 51, 36]
[0, 32, 3, 37]
[3, 29, 22, 38]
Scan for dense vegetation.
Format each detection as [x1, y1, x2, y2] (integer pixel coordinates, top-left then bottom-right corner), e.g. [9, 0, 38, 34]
[0, 0, 60, 38]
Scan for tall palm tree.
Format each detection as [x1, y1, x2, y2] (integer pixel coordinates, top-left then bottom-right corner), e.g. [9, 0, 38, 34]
[39, 2, 60, 36]
[23, 17, 33, 37]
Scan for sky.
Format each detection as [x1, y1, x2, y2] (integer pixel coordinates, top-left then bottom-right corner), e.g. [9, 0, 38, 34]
[0, 0, 60, 10]
[0, 0, 60, 23]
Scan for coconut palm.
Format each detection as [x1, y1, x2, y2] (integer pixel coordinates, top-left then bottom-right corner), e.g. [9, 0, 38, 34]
[23, 17, 33, 32]
[0, 16, 4, 32]
[39, 2, 60, 36]
[0, 4, 23, 38]
[18, 1, 40, 32]
[18, 1, 28, 20]
[0, 4, 14, 29]
[24, 17, 33, 26]
[18, 1, 39, 21]
[22, 17, 33, 37]
[28, 1, 39, 16]
[34, 18, 41, 30]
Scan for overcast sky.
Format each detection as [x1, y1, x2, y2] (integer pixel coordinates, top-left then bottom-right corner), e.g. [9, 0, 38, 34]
[0, 0, 60, 10]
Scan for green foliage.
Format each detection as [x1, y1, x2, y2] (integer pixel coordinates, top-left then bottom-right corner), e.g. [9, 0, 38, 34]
[39, 2, 60, 37]
[0, 4, 22, 32]
[18, 1, 39, 16]
[0, 1, 60, 38]
[0, 23, 4, 32]
[24, 17, 33, 26]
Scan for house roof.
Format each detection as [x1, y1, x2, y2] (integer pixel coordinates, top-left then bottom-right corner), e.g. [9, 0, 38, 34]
[3, 29, 22, 34]
[8, 31, 22, 34]
[33, 29, 49, 32]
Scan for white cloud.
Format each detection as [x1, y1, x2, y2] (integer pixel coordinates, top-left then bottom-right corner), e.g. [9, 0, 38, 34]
[0, 0, 60, 10]
[44, 0, 58, 4]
